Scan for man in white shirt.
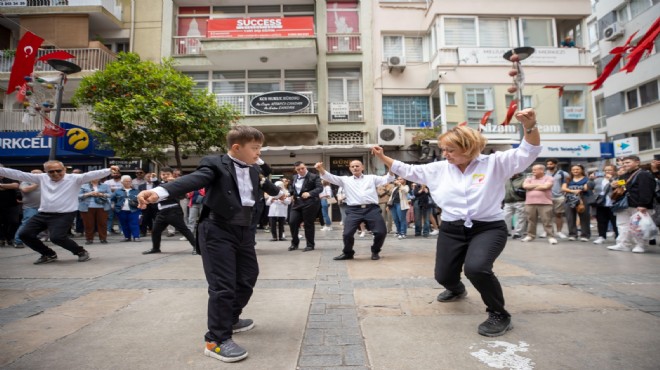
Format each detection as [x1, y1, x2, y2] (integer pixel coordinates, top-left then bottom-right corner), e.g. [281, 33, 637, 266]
[315, 160, 394, 260]
[0, 161, 119, 264]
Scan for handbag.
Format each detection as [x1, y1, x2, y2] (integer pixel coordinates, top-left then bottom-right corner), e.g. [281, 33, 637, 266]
[576, 198, 586, 214]
[326, 196, 337, 205]
[611, 194, 629, 213]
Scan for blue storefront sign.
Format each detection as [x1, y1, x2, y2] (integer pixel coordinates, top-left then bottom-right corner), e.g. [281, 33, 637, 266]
[0, 122, 114, 158]
[600, 142, 615, 159]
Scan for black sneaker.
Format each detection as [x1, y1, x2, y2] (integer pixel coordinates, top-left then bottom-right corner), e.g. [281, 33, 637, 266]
[204, 339, 248, 363]
[436, 289, 467, 302]
[478, 312, 513, 337]
[77, 250, 91, 262]
[232, 318, 254, 333]
[34, 254, 57, 265]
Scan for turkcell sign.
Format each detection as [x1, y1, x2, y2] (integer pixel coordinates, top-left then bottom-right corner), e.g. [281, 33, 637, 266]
[0, 132, 51, 156]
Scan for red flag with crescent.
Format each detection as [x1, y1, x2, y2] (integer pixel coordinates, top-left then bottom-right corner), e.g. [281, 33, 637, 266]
[588, 31, 639, 90]
[43, 116, 66, 137]
[621, 18, 660, 73]
[502, 100, 517, 126]
[37, 50, 76, 62]
[7, 32, 44, 95]
[480, 110, 493, 126]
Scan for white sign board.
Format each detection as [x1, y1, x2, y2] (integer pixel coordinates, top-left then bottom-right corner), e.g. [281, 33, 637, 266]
[330, 101, 349, 121]
[613, 137, 639, 157]
[539, 141, 602, 158]
[0, 0, 27, 5]
[563, 106, 586, 120]
[457, 47, 580, 66]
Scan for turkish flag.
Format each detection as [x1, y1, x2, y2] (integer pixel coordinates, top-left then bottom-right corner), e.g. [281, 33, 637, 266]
[43, 116, 66, 137]
[7, 31, 44, 95]
[38, 50, 76, 62]
[480, 110, 493, 126]
[502, 100, 517, 125]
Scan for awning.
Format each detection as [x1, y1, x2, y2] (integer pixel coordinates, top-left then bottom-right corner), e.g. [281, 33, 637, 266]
[261, 144, 376, 154]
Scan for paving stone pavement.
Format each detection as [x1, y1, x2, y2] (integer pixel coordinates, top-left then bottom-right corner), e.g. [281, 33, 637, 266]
[0, 227, 659, 369]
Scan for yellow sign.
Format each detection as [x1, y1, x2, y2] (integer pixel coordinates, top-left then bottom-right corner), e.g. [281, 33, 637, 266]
[66, 128, 89, 151]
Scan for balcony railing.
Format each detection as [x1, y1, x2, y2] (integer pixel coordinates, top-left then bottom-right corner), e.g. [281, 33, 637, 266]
[0, 48, 116, 73]
[11, 1, 122, 20]
[0, 109, 95, 132]
[327, 34, 361, 53]
[173, 37, 203, 56]
[216, 92, 316, 116]
[328, 101, 364, 122]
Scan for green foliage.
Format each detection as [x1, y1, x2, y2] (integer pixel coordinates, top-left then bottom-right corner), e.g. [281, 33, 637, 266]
[73, 52, 240, 167]
[411, 125, 442, 146]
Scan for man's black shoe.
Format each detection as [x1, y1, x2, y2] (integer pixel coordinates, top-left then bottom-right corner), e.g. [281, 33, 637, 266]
[333, 253, 354, 260]
[436, 289, 468, 302]
[371, 253, 380, 260]
[142, 249, 161, 255]
[269, 238, 278, 242]
[478, 312, 513, 337]
[303, 246, 314, 252]
[288, 245, 298, 251]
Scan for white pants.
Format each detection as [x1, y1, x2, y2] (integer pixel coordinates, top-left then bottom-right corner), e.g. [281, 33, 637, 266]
[503, 201, 527, 236]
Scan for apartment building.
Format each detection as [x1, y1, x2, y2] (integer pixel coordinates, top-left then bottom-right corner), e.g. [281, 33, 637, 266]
[589, 0, 659, 162]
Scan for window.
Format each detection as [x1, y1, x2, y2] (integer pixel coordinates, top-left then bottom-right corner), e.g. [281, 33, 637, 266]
[383, 36, 424, 62]
[629, 0, 652, 18]
[639, 80, 659, 106]
[284, 70, 317, 99]
[445, 92, 456, 106]
[520, 19, 555, 47]
[654, 127, 660, 149]
[329, 69, 362, 121]
[382, 96, 431, 128]
[632, 131, 652, 151]
[444, 17, 477, 46]
[212, 71, 246, 94]
[465, 88, 493, 110]
[479, 18, 510, 47]
[327, 1, 359, 33]
[183, 71, 209, 90]
[505, 95, 532, 109]
[595, 98, 606, 129]
[626, 89, 639, 110]
[616, 6, 630, 23]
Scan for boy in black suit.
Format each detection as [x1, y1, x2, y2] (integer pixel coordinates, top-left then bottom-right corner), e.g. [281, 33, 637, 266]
[288, 161, 323, 251]
[137, 126, 283, 363]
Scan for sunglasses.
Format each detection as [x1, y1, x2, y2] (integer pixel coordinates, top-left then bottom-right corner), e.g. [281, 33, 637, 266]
[47, 169, 64, 174]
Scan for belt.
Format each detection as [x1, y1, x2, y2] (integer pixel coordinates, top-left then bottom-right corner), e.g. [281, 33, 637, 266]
[445, 220, 467, 226]
[348, 204, 377, 209]
[208, 208, 253, 226]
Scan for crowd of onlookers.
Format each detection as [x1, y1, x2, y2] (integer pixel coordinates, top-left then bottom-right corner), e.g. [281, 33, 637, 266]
[2, 154, 659, 255]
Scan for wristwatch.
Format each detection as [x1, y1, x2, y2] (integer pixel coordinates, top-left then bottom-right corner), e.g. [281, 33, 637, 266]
[525, 123, 538, 134]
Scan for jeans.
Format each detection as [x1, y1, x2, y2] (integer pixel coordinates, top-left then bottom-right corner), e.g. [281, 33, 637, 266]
[414, 206, 431, 236]
[14, 207, 39, 245]
[390, 203, 407, 236]
[117, 210, 141, 239]
[320, 198, 332, 226]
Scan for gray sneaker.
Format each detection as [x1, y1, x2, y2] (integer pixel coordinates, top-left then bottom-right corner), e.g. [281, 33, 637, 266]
[232, 318, 254, 333]
[204, 339, 248, 362]
[34, 254, 57, 265]
[77, 250, 91, 262]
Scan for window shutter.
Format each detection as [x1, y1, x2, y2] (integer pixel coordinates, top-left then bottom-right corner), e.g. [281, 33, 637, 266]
[479, 19, 509, 47]
[444, 18, 476, 46]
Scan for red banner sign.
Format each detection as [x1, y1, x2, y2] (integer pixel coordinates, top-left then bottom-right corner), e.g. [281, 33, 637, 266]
[207, 17, 315, 38]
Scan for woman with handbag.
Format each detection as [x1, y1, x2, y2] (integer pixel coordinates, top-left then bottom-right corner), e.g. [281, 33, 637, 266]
[78, 178, 112, 244]
[593, 165, 618, 245]
[561, 164, 593, 242]
[111, 175, 142, 242]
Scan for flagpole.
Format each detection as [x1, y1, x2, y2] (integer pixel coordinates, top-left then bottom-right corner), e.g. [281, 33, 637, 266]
[49, 72, 65, 160]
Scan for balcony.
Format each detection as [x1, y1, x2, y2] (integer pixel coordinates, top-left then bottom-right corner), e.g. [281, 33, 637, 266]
[2, 0, 122, 21]
[0, 47, 116, 73]
[217, 92, 318, 133]
[0, 109, 95, 132]
[327, 34, 361, 54]
[173, 37, 203, 56]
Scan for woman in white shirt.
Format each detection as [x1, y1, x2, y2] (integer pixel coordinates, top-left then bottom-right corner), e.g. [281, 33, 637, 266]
[266, 181, 292, 241]
[372, 108, 541, 337]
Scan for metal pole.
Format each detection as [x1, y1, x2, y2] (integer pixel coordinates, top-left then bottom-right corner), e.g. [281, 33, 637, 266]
[48, 72, 65, 160]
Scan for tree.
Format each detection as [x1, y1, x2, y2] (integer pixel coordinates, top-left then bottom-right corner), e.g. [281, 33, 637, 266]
[73, 52, 240, 168]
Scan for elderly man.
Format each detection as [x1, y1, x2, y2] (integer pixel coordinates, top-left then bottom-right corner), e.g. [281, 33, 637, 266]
[521, 164, 556, 244]
[0, 161, 119, 264]
[315, 160, 394, 260]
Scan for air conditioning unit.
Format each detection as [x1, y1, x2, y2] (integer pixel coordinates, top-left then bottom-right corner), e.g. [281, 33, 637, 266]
[377, 125, 405, 146]
[604, 22, 625, 41]
[387, 55, 406, 72]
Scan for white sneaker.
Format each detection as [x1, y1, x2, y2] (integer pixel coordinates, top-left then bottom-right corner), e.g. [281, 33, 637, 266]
[538, 232, 547, 238]
[632, 245, 646, 253]
[339, 221, 343, 226]
[606, 231, 615, 238]
[359, 231, 366, 238]
[607, 244, 631, 252]
[179, 237, 187, 241]
[593, 237, 605, 245]
[556, 232, 568, 239]
[568, 236, 576, 241]
[548, 237, 558, 245]
[520, 236, 534, 242]
[579, 237, 589, 242]
[429, 229, 439, 236]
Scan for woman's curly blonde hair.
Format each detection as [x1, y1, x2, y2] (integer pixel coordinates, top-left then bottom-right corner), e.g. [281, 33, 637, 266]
[438, 126, 488, 161]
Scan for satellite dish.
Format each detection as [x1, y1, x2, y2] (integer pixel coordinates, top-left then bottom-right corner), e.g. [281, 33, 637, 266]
[46, 59, 82, 74]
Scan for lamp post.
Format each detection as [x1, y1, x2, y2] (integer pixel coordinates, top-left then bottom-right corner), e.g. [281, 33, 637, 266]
[503, 47, 535, 139]
[46, 59, 81, 160]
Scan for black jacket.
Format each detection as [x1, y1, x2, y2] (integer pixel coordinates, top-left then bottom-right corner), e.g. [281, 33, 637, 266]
[289, 172, 323, 210]
[622, 169, 655, 209]
[160, 155, 281, 222]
